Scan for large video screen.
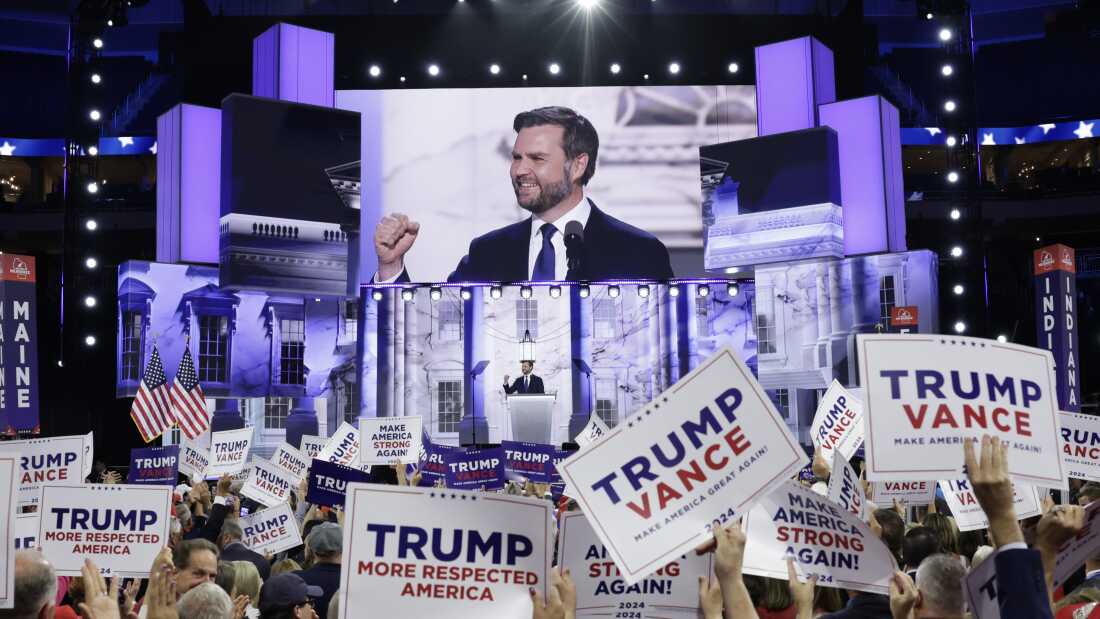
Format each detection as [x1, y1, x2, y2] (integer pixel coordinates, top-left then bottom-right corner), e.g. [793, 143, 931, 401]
[337, 85, 756, 284]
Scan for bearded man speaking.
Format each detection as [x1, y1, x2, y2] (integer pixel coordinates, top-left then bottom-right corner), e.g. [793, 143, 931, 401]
[373, 106, 674, 283]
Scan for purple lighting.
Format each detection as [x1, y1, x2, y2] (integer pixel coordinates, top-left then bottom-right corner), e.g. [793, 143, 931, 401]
[156, 104, 221, 264]
[754, 37, 836, 137]
[252, 23, 335, 108]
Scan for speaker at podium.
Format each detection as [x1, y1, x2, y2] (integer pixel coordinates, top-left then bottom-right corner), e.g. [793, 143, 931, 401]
[506, 394, 556, 444]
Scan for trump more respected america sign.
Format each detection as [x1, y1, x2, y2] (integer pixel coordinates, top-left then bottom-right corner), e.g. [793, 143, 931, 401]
[557, 347, 807, 584]
[858, 334, 1066, 489]
[338, 484, 553, 619]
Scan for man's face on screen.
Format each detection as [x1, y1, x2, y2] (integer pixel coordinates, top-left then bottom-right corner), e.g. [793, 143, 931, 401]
[511, 125, 575, 214]
[521, 361, 533, 375]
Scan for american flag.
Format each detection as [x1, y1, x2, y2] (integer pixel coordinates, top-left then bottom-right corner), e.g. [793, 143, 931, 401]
[130, 345, 175, 443]
[170, 346, 211, 439]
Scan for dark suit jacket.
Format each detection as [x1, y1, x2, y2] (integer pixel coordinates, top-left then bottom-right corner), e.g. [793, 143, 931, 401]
[504, 374, 544, 394]
[393, 201, 674, 283]
[183, 501, 228, 544]
[220, 541, 271, 580]
[995, 548, 1053, 619]
[296, 564, 341, 619]
[817, 593, 891, 619]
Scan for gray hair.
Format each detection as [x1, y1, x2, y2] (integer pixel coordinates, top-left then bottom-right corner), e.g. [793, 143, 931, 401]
[220, 520, 244, 542]
[175, 503, 193, 527]
[916, 553, 966, 616]
[177, 582, 233, 619]
[0, 551, 57, 619]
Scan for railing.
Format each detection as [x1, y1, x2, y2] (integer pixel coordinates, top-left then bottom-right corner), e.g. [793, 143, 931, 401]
[108, 72, 168, 136]
[869, 64, 936, 128]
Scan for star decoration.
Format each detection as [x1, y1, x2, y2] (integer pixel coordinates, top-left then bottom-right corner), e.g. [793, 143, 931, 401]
[149, 142, 157, 155]
[1073, 121, 1094, 140]
[925, 127, 941, 136]
[1039, 123, 1056, 135]
[0, 141, 15, 156]
[1015, 137, 1026, 145]
[118, 136, 134, 148]
[981, 133, 996, 146]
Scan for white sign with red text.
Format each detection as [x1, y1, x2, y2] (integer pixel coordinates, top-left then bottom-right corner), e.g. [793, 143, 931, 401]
[0, 455, 18, 608]
[178, 437, 210, 480]
[338, 484, 553, 619]
[319, 422, 361, 467]
[826, 452, 865, 521]
[208, 428, 253, 476]
[741, 482, 897, 594]
[1060, 412, 1100, 482]
[858, 334, 1065, 489]
[37, 484, 171, 577]
[300, 436, 326, 461]
[938, 478, 1043, 532]
[556, 511, 711, 617]
[557, 347, 807, 584]
[241, 457, 296, 506]
[360, 417, 422, 466]
[0, 434, 93, 510]
[811, 381, 864, 462]
[240, 503, 302, 555]
[868, 481, 936, 506]
[270, 443, 310, 482]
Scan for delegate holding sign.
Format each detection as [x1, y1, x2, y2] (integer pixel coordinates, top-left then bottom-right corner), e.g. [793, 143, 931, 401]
[359, 417, 422, 466]
[38, 483, 171, 577]
[241, 503, 302, 555]
[338, 484, 552, 619]
[858, 334, 1066, 489]
[558, 347, 806, 584]
[208, 428, 253, 476]
[319, 422, 361, 468]
[810, 381, 864, 463]
[0, 434, 93, 509]
[556, 511, 711, 617]
[241, 457, 296, 506]
[270, 443, 310, 482]
[938, 478, 1042, 532]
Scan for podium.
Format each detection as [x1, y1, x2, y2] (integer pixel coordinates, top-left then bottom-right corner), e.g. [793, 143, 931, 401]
[506, 394, 555, 443]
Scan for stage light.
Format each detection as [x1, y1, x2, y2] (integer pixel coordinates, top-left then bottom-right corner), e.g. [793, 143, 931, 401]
[88, 145, 99, 156]
[643, 73, 650, 80]
[522, 74, 528, 81]
[637, 285, 650, 298]
[610, 63, 621, 75]
[368, 64, 381, 78]
[489, 63, 501, 75]
[938, 28, 952, 42]
[953, 284, 964, 295]
[89, 109, 101, 121]
[727, 283, 739, 297]
[668, 285, 680, 298]
[86, 181, 99, 194]
[950, 208, 961, 220]
[946, 135, 957, 147]
[668, 62, 680, 75]
[430, 287, 443, 301]
[85, 219, 98, 231]
[578, 285, 590, 298]
[996, 334, 1008, 343]
[548, 62, 561, 75]
[107, 19, 113, 26]
[91, 73, 102, 84]
[925, 12, 933, 19]
[943, 100, 956, 112]
[399, 76, 406, 83]
[84, 295, 97, 308]
[950, 246, 963, 258]
[401, 288, 414, 301]
[941, 64, 954, 77]
[697, 285, 710, 298]
[947, 171, 959, 183]
[92, 38, 103, 49]
[607, 285, 620, 298]
[84, 257, 98, 269]
[490, 286, 503, 299]
[576, 0, 598, 9]
[57, 360, 63, 367]
[85, 335, 97, 347]
[427, 64, 440, 77]
[371, 289, 384, 301]
[460, 288, 472, 301]
[1035, 236, 1041, 242]
[953, 321, 966, 334]
[520, 286, 533, 299]
[549, 286, 561, 298]
[728, 62, 739, 74]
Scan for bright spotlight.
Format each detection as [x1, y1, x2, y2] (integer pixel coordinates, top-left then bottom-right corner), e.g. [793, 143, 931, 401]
[85, 219, 98, 231]
[84, 295, 97, 308]
[91, 73, 102, 84]
[85, 257, 98, 269]
[953, 321, 966, 334]
[939, 28, 952, 42]
[668, 62, 680, 75]
[610, 63, 621, 74]
[728, 62, 739, 73]
[996, 334, 1008, 343]
[949, 208, 961, 220]
[727, 283, 739, 297]
[460, 288, 472, 301]
[637, 285, 650, 298]
[489, 63, 501, 75]
[548, 62, 561, 75]
[578, 285, 590, 298]
[89, 109, 101, 121]
[85, 335, 97, 347]
[576, 0, 598, 8]
[947, 171, 959, 183]
[698, 285, 710, 297]
[668, 285, 680, 298]
[88, 145, 99, 156]
[945, 135, 957, 147]
[643, 73, 650, 80]
[953, 284, 964, 295]
[925, 12, 933, 19]
[401, 289, 414, 301]
[941, 64, 954, 77]
[92, 38, 103, 49]
[427, 64, 440, 77]
[944, 100, 957, 112]
[430, 287, 443, 301]
[368, 64, 381, 78]
[950, 246, 963, 258]
[371, 289, 383, 301]
[86, 181, 99, 194]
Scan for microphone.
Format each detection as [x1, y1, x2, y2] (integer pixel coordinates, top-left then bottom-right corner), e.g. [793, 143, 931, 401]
[564, 220, 584, 273]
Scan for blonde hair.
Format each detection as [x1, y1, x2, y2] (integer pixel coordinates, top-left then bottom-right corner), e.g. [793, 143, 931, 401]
[230, 561, 262, 603]
[270, 559, 301, 577]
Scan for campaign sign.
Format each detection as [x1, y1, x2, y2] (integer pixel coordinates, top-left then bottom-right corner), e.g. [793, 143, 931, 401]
[300, 436, 327, 461]
[0, 455, 17, 608]
[963, 555, 998, 619]
[867, 481, 935, 506]
[938, 478, 1043, 532]
[360, 417, 422, 466]
[549, 449, 572, 500]
[1060, 412, 1100, 482]
[576, 414, 611, 448]
[126, 445, 179, 485]
[445, 447, 506, 491]
[501, 442, 555, 484]
[208, 427, 253, 476]
[1033, 244, 1080, 412]
[240, 503, 302, 555]
[558, 347, 807, 584]
[0, 253, 41, 434]
[0, 434, 92, 509]
[557, 511, 712, 617]
[338, 484, 553, 619]
[306, 459, 372, 508]
[418, 437, 458, 487]
[826, 452, 865, 521]
[178, 438, 210, 480]
[270, 443, 310, 482]
[241, 457, 296, 506]
[38, 483, 171, 577]
[810, 381, 864, 462]
[858, 334, 1066, 489]
[1051, 498, 1100, 588]
[13, 513, 38, 551]
[741, 482, 897, 594]
[319, 422, 361, 467]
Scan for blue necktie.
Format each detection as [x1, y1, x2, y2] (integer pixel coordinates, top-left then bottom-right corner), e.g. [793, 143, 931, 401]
[532, 223, 556, 281]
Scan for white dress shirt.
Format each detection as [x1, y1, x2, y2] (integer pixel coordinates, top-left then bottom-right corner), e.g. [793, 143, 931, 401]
[527, 195, 591, 281]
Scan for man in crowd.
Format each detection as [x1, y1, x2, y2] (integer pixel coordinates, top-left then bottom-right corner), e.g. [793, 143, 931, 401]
[176, 582, 234, 619]
[0, 550, 57, 619]
[258, 574, 322, 619]
[294, 524, 341, 619]
[173, 540, 221, 598]
[219, 520, 272, 580]
[184, 475, 234, 544]
[888, 554, 967, 619]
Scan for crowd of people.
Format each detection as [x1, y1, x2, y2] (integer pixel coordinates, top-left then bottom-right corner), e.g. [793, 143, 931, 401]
[1, 436, 1097, 619]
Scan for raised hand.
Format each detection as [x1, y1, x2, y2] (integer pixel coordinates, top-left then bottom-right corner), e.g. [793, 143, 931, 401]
[144, 560, 179, 619]
[889, 570, 918, 619]
[552, 567, 576, 619]
[697, 576, 723, 619]
[812, 446, 830, 480]
[787, 558, 817, 619]
[375, 213, 420, 280]
[77, 559, 121, 619]
[504, 375, 511, 385]
[964, 436, 1023, 546]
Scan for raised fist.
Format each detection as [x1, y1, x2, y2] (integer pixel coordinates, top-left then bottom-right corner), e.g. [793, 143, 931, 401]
[374, 213, 420, 280]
